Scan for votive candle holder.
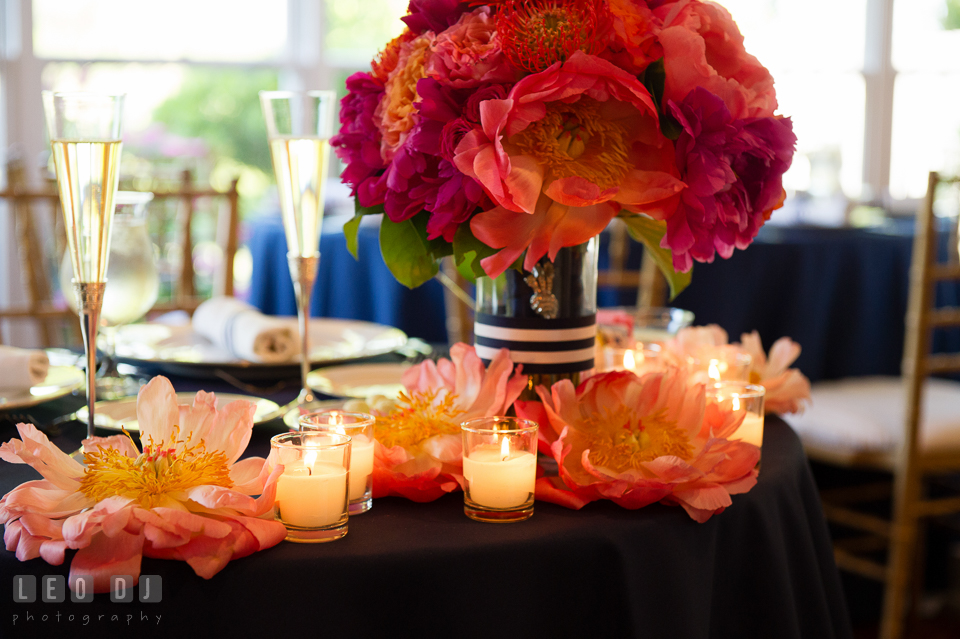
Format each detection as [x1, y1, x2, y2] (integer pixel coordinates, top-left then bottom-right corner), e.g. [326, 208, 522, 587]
[300, 410, 375, 514]
[461, 417, 538, 523]
[706, 382, 766, 449]
[271, 431, 351, 543]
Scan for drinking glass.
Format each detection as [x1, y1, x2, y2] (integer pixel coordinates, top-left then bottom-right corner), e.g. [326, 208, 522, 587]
[259, 90, 337, 404]
[60, 191, 159, 399]
[43, 91, 124, 443]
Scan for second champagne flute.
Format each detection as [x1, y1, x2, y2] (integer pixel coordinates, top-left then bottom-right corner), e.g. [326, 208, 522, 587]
[260, 90, 336, 405]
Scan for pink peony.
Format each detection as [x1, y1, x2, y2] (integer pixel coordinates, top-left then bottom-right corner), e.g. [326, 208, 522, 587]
[426, 7, 516, 88]
[516, 368, 759, 522]
[662, 87, 795, 272]
[0, 377, 285, 593]
[365, 343, 527, 502]
[331, 72, 388, 209]
[454, 50, 684, 277]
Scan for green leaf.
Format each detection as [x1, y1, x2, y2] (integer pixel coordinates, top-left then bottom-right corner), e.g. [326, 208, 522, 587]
[639, 58, 666, 112]
[343, 215, 363, 259]
[344, 201, 384, 259]
[379, 214, 439, 289]
[452, 222, 499, 281]
[639, 58, 682, 141]
[620, 214, 693, 300]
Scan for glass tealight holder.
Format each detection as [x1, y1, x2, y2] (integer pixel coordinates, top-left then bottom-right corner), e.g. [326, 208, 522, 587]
[596, 343, 663, 375]
[271, 431, 351, 543]
[300, 410, 375, 515]
[706, 382, 766, 449]
[461, 417, 538, 523]
[687, 346, 752, 385]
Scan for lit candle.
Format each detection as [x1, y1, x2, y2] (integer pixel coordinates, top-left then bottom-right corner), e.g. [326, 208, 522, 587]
[463, 437, 537, 509]
[729, 397, 764, 447]
[731, 412, 765, 447]
[347, 435, 374, 500]
[275, 450, 348, 528]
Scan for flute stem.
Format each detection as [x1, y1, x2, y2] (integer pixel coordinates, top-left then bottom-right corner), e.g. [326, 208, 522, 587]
[288, 253, 320, 407]
[74, 281, 106, 443]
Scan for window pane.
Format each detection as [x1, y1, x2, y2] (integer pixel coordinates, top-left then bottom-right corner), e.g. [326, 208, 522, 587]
[325, 0, 407, 62]
[889, 73, 960, 199]
[33, 0, 288, 62]
[893, 0, 960, 72]
[890, 0, 960, 198]
[718, 0, 868, 207]
[719, 0, 866, 72]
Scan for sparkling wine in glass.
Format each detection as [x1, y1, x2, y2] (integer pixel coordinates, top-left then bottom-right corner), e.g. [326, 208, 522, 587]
[260, 90, 337, 406]
[43, 91, 124, 445]
[60, 191, 159, 398]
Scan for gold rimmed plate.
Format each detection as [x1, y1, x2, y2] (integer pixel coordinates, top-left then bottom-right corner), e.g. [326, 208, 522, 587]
[306, 362, 410, 400]
[0, 366, 85, 410]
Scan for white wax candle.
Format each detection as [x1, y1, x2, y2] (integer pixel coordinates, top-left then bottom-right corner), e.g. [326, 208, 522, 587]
[730, 412, 764, 447]
[276, 460, 347, 528]
[348, 436, 375, 501]
[463, 445, 536, 509]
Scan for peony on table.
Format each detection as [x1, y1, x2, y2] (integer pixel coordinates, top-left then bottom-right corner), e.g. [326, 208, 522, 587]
[0, 390, 850, 638]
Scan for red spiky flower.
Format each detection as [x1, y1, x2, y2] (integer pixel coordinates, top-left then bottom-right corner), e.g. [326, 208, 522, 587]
[497, 0, 608, 73]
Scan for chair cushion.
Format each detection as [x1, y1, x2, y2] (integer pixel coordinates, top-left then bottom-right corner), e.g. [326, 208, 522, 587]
[783, 377, 960, 455]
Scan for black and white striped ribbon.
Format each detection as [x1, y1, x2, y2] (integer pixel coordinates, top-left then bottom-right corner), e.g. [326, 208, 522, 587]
[474, 312, 596, 374]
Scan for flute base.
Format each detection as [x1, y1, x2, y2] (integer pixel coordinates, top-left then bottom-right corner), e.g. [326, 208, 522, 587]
[282, 522, 348, 543]
[464, 500, 534, 523]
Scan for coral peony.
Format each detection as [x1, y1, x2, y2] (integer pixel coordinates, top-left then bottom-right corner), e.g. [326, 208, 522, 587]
[350, 343, 527, 502]
[427, 7, 516, 88]
[517, 368, 759, 522]
[455, 50, 683, 277]
[0, 377, 285, 592]
[740, 331, 811, 415]
[658, 1, 777, 119]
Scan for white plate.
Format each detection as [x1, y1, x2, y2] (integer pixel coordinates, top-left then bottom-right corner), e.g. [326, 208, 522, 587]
[281, 399, 347, 430]
[307, 362, 410, 399]
[0, 366, 85, 410]
[77, 392, 281, 431]
[113, 318, 407, 378]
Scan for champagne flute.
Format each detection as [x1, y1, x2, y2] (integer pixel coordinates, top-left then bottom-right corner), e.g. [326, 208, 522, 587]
[42, 91, 124, 444]
[259, 90, 336, 405]
[60, 191, 160, 399]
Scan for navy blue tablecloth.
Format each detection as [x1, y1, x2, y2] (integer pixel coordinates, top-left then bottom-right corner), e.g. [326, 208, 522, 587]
[0, 382, 852, 639]
[248, 215, 448, 343]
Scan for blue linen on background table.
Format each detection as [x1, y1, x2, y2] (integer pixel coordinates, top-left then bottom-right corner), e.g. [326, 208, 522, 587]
[248, 215, 448, 344]
[248, 216, 960, 383]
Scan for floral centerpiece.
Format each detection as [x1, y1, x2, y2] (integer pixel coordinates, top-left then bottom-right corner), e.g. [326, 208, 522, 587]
[333, 0, 795, 386]
[0, 378, 285, 591]
[333, 0, 795, 289]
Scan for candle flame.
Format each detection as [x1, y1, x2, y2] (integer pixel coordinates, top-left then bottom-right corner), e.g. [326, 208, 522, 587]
[303, 449, 317, 475]
[708, 359, 722, 381]
[330, 411, 343, 426]
[732, 396, 741, 412]
[500, 436, 510, 461]
[623, 349, 636, 370]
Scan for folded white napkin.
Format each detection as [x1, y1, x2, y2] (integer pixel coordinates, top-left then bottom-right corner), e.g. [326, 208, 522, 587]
[0, 345, 50, 390]
[192, 297, 299, 364]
